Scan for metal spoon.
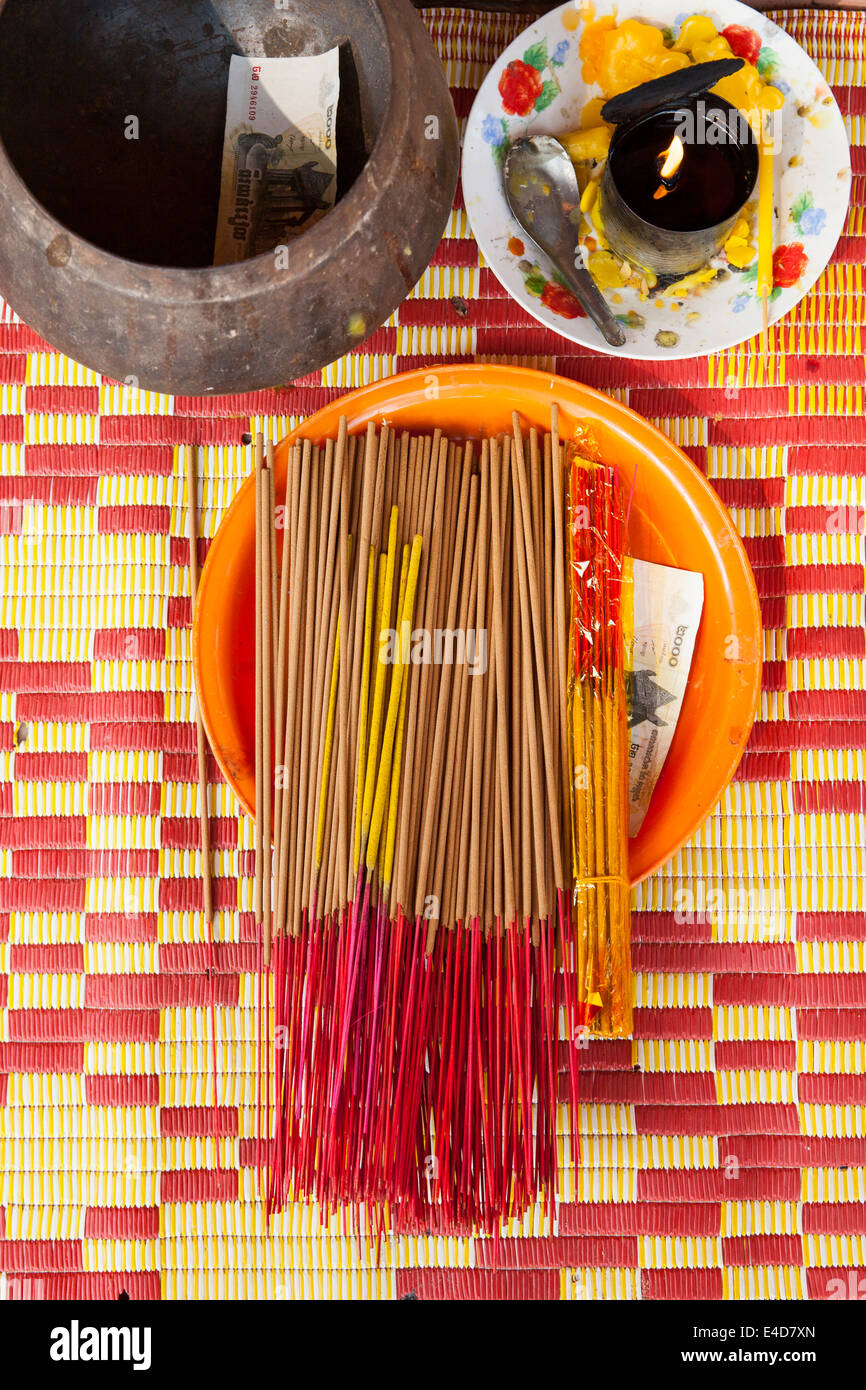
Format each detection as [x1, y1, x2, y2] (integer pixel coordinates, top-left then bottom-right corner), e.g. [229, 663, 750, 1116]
[503, 136, 626, 348]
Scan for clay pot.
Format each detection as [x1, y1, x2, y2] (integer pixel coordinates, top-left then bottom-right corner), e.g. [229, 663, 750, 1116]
[0, 0, 459, 395]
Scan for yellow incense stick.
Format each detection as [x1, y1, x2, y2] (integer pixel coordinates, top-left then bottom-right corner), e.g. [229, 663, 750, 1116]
[367, 536, 422, 872]
[379, 546, 409, 882]
[383, 630, 412, 890]
[361, 507, 398, 845]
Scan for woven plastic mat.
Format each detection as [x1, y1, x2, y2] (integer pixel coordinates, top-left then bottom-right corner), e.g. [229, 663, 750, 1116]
[0, 8, 864, 1300]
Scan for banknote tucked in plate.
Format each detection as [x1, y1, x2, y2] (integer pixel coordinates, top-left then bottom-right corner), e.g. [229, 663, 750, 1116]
[626, 557, 705, 836]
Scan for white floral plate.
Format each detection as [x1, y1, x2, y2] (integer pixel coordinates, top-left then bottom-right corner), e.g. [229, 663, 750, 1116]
[462, 0, 851, 359]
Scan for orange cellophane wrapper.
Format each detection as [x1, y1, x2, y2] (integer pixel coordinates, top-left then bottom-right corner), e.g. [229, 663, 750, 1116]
[567, 436, 633, 1038]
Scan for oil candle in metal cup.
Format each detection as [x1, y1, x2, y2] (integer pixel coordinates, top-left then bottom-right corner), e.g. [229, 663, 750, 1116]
[599, 94, 759, 279]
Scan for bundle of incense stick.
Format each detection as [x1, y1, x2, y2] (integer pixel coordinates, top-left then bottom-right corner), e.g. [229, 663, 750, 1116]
[252, 409, 631, 1234]
[567, 436, 632, 1040]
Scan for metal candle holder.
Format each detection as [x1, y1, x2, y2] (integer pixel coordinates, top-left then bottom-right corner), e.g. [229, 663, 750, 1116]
[599, 94, 759, 279]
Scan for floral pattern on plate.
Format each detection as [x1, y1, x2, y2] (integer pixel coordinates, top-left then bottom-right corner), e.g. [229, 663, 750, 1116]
[498, 38, 570, 116]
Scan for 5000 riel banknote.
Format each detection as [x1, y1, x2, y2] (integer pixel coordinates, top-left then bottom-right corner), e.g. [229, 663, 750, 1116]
[214, 51, 340, 266]
[625, 557, 704, 837]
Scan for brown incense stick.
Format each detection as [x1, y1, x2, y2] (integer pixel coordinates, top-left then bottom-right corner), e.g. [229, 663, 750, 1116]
[452, 488, 482, 928]
[346, 424, 379, 892]
[275, 439, 311, 940]
[511, 415, 565, 892]
[304, 441, 335, 913]
[402, 436, 454, 915]
[393, 434, 447, 918]
[467, 442, 490, 923]
[311, 433, 346, 899]
[415, 444, 474, 931]
[293, 444, 321, 932]
[430, 473, 479, 942]
[272, 441, 297, 954]
[489, 436, 515, 929]
[336, 421, 353, 913]
[476, 456, 498, 933]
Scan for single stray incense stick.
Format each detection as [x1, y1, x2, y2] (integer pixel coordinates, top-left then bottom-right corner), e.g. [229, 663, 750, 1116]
[186, 443, 222, 1169]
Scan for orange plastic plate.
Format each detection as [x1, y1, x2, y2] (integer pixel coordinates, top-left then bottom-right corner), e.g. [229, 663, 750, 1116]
[193, 365, 762, 884]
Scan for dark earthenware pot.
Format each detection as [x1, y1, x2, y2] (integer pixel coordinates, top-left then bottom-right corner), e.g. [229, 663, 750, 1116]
[0, 0, 459, 395]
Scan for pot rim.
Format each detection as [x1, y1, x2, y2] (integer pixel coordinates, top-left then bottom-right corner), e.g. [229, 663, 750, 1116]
[0, 0, 425, 304]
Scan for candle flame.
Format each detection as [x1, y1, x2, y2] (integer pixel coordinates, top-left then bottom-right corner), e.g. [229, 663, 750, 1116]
[658, 135, 684, 180]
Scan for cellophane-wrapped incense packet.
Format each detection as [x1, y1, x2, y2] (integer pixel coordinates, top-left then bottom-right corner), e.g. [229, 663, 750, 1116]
[567, 433, 633, 1038]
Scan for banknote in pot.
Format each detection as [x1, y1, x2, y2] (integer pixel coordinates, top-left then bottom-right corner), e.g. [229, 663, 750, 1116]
[625, 557, 704, 836]
[214, 51, 340, 266]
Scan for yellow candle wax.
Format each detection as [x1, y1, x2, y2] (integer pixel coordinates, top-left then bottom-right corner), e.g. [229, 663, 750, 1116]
[756, 113, 775, 298]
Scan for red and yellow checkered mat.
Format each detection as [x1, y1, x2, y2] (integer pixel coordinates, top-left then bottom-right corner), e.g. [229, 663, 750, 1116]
[0, 8, 864, 1300]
